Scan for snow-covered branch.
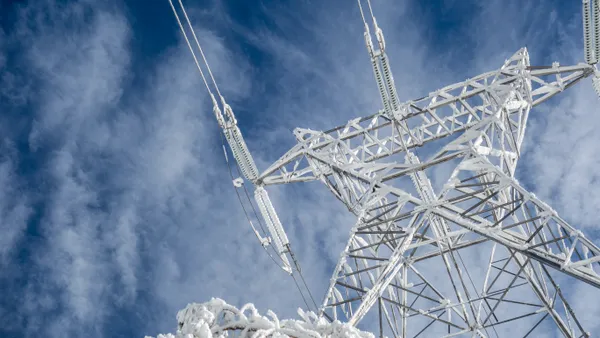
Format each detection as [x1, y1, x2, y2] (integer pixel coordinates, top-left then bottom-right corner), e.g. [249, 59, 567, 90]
[145, 298, 374, 338]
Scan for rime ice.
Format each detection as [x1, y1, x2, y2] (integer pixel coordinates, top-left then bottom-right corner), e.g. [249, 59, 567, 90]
[146, 298, 374, 338]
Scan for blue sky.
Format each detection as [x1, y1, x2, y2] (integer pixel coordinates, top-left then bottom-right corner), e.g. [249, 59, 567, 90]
[1, 0, 600, 337]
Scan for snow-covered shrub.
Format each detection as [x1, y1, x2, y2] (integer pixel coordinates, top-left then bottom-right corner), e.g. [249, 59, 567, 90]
[146, 298, 374, 338]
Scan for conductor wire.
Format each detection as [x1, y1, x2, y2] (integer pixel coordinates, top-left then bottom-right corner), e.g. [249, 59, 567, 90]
[178, 0, 224, 100]
[168, 0, 213, 96]
[170, 0, 319, 314]
[220, 133, 282, 265]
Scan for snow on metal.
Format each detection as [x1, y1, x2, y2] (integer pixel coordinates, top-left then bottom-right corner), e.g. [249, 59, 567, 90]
[169, 0, 600, 336]
[146, 298, 374, 338]
[257, 0, 600, 335]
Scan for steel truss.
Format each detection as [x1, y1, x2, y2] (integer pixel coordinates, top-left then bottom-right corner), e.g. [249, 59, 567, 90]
[171, 0, 600, 335]
[258, 48, 599, 337]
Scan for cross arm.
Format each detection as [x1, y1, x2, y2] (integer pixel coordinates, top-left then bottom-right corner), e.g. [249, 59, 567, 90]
[257, 59, 595, 187]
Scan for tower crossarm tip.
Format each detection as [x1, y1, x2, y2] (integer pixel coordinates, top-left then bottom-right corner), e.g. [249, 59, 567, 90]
[527, 63, 596, 105]
[257, 136, 325, 186]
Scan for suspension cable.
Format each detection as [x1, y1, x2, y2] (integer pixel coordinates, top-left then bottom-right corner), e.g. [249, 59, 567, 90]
[224, 131, 319, 312]
[287, 184, 320, 312]
[169, 0, 320, 313]
[297, 264, 319, 311]
[357, 0, 369, 30]
[366, 0, 376, 24]
[357, 0, 378, 32]
[168, 0, 212, 95]
[177, 0, 224, 100]
[170, 0, 286, 268]
[292, 270, 312, 311]
[220, 132, 290, 268]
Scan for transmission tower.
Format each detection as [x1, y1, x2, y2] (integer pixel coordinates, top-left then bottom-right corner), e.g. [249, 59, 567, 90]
[170, 0, 600, 336]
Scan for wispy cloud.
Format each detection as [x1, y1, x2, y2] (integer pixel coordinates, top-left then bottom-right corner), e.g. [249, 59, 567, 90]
[9, 0, 133, 334]
[0, 143, 31, 264]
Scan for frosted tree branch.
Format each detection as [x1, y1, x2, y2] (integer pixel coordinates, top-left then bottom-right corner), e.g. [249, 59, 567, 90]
[146, 298, 375, 338]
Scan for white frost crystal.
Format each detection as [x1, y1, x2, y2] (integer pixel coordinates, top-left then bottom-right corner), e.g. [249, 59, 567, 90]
[146, 298, 374, 338]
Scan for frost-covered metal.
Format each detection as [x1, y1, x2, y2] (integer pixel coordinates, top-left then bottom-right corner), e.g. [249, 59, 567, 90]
[259, 49, 598, 338]
[255, 0, 600, 335]
[171, 0, 600, 336]
[255, 186, 293, 273]
[146, 298, 375, 338]
[169, 0, 303, 277]
[592, 0, 600, 62]
[584, 0, 600, 97]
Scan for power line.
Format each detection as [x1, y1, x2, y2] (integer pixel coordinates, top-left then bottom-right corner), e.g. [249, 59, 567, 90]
[169, 0, 320, 313]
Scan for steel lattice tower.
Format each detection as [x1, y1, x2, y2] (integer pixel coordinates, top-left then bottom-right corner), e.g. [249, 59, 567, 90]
[261, 49, 599, 337]
[257, 1, 600, 336]
[170, 0, 600, 336]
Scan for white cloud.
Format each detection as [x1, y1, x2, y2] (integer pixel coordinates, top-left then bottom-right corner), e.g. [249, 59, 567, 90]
[18, 2, 133, 333]
[5, 0, 132, 334]
[0, 142, 31, 265]
[524, 85, 600, 228]
[0, 29, 5, 71]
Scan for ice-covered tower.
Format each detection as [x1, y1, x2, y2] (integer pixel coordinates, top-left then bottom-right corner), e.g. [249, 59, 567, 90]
[257, 1, 600, 336]
[171, 0, 600, 336]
